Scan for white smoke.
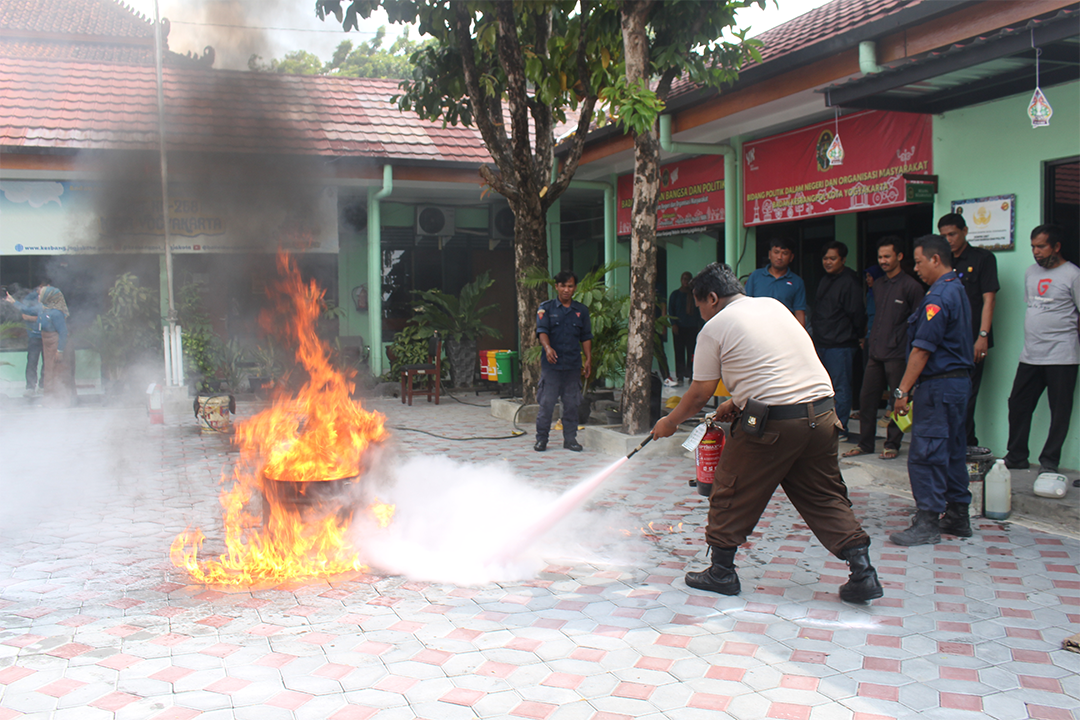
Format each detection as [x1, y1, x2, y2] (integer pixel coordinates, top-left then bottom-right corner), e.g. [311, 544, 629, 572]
[350, 455, 644, 586]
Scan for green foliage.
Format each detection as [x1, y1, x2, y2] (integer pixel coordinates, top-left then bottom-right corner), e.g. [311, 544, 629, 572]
[212, 338, 249, 393]
[0, 320, 27, 348]
[384, 323, 430, 379]
[178, 282, 217, 392]
[521, 262, 671, 391]
[599, 76, 666, 136]
[410, 271, 502, 345]
[251, 337, 285, 379]
[248, 26, 425, 79]
[85, 273, 161, 386]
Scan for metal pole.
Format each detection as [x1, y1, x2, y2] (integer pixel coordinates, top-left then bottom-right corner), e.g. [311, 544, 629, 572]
[153, 0, 178, 385]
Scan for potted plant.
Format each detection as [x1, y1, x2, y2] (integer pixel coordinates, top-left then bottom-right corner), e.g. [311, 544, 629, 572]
[249, 338, 284, 396]
[411, 271, 501, 387]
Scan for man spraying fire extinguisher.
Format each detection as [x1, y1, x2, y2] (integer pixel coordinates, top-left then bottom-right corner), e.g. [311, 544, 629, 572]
[651, 262, 883, 604]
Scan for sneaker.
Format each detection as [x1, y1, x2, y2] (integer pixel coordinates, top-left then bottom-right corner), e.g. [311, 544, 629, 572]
[23, 388, 34, 398]
[663, 378, 677, 387]
[1003, 457, 1029, 470]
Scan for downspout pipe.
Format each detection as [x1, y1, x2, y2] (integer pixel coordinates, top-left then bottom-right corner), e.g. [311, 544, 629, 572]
[367, 165, 392, 377]
[658, 114, 738, 276]
[859, 41, 883, 74]
[568, 179, 615, 286]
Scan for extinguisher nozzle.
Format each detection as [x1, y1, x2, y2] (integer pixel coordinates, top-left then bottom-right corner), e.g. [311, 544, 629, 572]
[626, 434, 653, 460]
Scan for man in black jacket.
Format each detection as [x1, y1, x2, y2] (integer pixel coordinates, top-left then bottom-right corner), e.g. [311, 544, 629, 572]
[812, 241, 865, 439]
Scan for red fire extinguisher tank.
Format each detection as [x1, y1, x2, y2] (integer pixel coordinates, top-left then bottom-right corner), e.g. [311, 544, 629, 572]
[695, 423, 725, 497]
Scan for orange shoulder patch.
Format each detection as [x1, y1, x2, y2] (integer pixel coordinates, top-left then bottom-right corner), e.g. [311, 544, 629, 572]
[925, 304, 941, 321]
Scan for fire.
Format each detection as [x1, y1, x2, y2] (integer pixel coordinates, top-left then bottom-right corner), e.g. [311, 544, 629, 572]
[171, 253, 392, 586]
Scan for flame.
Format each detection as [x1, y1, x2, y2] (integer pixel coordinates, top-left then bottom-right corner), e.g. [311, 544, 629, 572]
[639, 521, 684, 540]
[171, 253, 392, 586]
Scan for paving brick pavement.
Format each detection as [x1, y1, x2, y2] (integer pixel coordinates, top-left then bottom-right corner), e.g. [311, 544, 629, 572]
[0, 393, 1077, 719]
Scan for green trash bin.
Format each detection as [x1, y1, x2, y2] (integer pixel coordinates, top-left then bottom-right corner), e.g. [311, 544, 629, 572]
[495, 351, 519, 383]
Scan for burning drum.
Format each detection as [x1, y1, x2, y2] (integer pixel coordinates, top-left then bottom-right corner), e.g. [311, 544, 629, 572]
[260, 471, 360, 529]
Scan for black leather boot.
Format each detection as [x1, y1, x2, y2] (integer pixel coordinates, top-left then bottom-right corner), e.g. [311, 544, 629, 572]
[839, 545, 884, 603]
[889, 509, 941, 546]
[685, 546, 740, 595]
[939, 502, 972, 537]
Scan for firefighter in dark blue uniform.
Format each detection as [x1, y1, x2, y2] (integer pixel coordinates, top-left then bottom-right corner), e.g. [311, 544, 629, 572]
[890, 234, 975, 546]
[535, 270, 593, 452]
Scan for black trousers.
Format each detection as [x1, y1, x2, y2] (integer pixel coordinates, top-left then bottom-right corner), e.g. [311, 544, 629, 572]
[672, 327, 698, 381]
[25, 335, 43, 389]
[965, 358, 985, 447]
[1005, 363, 1078, 470]
[856, 357, 906, 454]
[535, 367, 583, 443]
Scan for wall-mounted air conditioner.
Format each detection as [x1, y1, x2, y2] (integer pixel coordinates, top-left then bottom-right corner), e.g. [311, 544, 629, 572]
[415, 206, 456, 236]
[490, 204, 515, 241]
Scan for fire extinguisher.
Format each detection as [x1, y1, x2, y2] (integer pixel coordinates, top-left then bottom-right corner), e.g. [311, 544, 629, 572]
[695, 420, 725, 497]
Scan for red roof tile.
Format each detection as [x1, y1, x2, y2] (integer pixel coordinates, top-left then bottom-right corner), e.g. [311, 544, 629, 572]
[0, 57, 492, 163]
[1, 0, 154, 38]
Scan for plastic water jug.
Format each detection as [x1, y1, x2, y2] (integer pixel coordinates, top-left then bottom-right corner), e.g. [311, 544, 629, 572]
[984, 459, 1012, 520]
[1033, 472, 1067, 499]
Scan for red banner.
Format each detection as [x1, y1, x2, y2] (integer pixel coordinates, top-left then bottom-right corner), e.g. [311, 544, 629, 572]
[743, 110, 932, 226]
[617, 155, 724, 236]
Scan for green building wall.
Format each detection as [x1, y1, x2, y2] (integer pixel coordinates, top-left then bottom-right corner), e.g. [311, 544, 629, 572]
[933, 80, 1080, 469]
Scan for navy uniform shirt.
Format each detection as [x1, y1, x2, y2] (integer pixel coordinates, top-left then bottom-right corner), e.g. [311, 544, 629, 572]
[536, 298, 592, 371]
[907, 271, 975, 377]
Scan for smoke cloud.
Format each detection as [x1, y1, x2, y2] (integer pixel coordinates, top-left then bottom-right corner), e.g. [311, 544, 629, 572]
[350, 455, 647, 586]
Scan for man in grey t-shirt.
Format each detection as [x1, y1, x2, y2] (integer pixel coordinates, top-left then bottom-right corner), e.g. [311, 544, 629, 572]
[1004, 225, 1080, 474]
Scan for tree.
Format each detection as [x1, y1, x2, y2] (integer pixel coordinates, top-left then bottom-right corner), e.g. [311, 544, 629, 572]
[316, 0, 618, 404]
[602, 0, 762, 432]
[249, 27, 423, 79]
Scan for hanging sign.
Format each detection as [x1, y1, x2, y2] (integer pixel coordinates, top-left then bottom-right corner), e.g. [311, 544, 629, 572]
[950, 194, 1015, 251]
[743, 110, 932, 226]
[617, 155, 725, 236]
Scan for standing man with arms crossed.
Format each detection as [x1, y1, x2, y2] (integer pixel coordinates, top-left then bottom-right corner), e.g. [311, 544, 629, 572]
[1003, 225, 1080, 475]
[811, 241, 865, 440]
[845, 238, 924, 460]
[534, 271, 592, 453]
[668, 271, 702, 385]
[745, 238, 808, 327]
[890, 235, 974, 546]
[938, 213, 999, 448]
[652, 263, 883, 604]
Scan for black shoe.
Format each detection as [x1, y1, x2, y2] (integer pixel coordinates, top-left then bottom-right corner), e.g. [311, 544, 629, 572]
[534, 438, 547, 452]
[1038, 464, 1059, 475]
[563, 441, 583, 452]
[839, 544, 884, 603]
[1003, 457, 1029, 470]
[939, 502, 973, 538]
[890, 509, 941, 546]
[685, 546, 740, 595]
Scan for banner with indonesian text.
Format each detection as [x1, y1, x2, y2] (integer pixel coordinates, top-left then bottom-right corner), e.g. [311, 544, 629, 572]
[617, 155, 724, 236]
[743, 110, 932, 226]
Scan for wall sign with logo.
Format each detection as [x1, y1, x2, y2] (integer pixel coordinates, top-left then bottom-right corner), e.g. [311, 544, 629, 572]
[950, 194, 1015, 251]
[743, 110, 932, 226]
[617, 155, 724, 236]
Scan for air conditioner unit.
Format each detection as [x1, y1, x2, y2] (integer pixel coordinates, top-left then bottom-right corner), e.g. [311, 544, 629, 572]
[490, 204, 515, 241]
[416, 206, 456, 236]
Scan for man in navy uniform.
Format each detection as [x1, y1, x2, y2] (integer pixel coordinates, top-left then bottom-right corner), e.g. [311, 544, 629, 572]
[535, 270, 592, 452]
[890, 235, 975, 546]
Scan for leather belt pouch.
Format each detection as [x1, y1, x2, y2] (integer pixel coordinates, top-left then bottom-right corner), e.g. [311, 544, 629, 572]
[740, 398, 769, 437]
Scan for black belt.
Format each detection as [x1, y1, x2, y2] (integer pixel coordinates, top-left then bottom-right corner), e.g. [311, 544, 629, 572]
[769, 396, 835, 421]
[920, 370, 970, 381]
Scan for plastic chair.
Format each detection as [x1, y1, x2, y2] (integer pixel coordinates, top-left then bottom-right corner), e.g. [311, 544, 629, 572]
[400, 333, 442, 405]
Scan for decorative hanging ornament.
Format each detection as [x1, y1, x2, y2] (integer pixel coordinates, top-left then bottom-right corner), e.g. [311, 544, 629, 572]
[827, 134, 845, 166]
[1028, 87, 1052, 128]
[827, 109, 844, 166]
[1028, 34, 1052, 128]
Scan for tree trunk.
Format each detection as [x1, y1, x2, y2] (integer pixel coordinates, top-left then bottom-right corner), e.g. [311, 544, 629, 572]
[620, 1, 660, 435]
[512, 197, 548, 405]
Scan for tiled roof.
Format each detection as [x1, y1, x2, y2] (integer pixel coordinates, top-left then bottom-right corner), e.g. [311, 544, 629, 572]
[0, 57, 492, 163]
[666, 0, 915, 101]
[0, 0, 212, 67]
[1, 0, 154, 38]
[750, 0, 914, 63]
